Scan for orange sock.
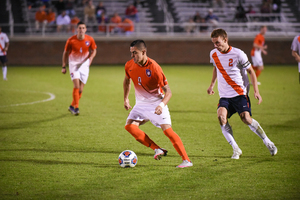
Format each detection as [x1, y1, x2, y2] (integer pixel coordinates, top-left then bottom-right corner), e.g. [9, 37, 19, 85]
[163, 128, 190, 161]
[125, 124, 160, 150]
[72, 88, 80, 108]
[255, 69, 261, 78]
[71, 91, 82, 107]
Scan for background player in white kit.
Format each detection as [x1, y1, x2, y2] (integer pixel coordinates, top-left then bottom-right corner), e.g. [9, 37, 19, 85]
[0, 26, 9, 81]
[207, 28, 277, 159]
[291, 34, 300, 83]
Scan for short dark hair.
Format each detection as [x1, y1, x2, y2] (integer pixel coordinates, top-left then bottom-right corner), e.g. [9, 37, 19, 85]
[130, 40, 146, 51]
[77, 21, 85, 27]
[211, 28, 228, 40]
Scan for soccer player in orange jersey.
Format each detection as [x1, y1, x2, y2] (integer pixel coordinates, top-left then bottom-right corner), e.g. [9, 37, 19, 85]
[207, 29, 277, 159]
[62, 21, 97, 115]
[123, 40, 192, 168]
[251, 26, 268, 85]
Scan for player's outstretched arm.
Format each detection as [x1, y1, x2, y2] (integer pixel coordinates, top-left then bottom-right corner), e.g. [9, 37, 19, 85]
[292, 51, 300, 62]
[247, 67, 262, 104]
[155, 84, 172, 115]
[62, 50, 69, 74]
[207, 66, 217, 95]
[88, 49, 97, 64]
[123, 75, 132, 110]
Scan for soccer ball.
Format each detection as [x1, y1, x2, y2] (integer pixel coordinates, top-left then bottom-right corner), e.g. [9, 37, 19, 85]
[118, 150, 138, 168]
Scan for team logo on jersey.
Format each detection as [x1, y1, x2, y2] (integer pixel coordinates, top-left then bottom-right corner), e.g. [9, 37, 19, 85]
[85, 41, 90, 46]
[146, 69, 151, 77]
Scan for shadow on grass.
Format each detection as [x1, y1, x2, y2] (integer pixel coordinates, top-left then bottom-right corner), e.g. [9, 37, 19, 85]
[0, 113, 69, 130]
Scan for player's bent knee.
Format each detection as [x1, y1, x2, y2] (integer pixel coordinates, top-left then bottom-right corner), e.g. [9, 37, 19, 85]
[240, 112, 252, 125]
[218, 115, 227, 125]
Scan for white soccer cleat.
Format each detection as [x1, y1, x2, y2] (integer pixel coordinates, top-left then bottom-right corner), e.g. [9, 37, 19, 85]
[231, 148, 242, 159]
[154, 148, 168, 160]
[176, 160, 193, 168]
[266, 143, 277, 156]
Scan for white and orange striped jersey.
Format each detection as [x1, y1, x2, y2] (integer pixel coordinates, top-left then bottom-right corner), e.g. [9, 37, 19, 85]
[64, 34, 97, 68]
[210, 46, 251, 98]
[291, 34, 300, 56]
[125, 57, 168, 105]
[0, 32, 9, 56]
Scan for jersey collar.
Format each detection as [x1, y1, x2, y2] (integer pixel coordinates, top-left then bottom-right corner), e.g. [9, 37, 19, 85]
[220, 46, 232, 54]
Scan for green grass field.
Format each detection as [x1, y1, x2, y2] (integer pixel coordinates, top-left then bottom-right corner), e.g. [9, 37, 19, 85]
[0, 65, 299, 200]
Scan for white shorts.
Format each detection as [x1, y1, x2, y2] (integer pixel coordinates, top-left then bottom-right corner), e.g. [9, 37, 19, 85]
[127, 102, 172, 128]
[251, 51, 263, 67]
[69, 59, 90, 84]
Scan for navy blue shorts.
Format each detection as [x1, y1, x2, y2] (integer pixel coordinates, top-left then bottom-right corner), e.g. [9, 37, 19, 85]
[0, 56, 8, 64]
[218, 95, 252, 118]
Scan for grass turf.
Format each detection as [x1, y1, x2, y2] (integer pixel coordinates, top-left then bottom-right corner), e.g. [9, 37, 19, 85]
[0, 65, 299, 200]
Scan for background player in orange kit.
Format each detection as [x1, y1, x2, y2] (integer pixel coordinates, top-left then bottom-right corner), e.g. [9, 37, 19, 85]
[251, 26, 268, 85]
[123, 40, 193, 168]
[61, 21, 97, 115]
[207, 29, 277, 159]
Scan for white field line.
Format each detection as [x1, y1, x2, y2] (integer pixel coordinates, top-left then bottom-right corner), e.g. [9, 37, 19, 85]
[0, 91, 56, 107]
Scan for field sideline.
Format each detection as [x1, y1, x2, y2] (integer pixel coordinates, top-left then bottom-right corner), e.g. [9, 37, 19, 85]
[0, 65, 299, 200]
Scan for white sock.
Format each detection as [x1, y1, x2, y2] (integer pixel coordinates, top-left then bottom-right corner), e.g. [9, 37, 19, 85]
[2, 66, 7, 79]
[248, 118, 267, 140]
[220, 122, 239, 149]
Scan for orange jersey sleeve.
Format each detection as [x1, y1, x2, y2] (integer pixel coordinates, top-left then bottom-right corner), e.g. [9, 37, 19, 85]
[251, 33, 265, 56]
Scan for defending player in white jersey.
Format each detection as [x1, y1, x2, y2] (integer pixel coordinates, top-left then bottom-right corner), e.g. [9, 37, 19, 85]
[0, 26, 9, 81]
[291, 34, 300, 83]
[207, 28, 277, 159]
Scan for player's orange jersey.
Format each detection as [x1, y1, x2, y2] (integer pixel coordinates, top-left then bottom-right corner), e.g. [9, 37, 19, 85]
[251, 33, 265, 56]
[125, 57, 168, 104]
[64, 34, 97, 68]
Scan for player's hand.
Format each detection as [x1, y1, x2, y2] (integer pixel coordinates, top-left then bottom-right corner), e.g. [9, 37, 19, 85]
[124, 99, 132, 110]
[254, 92, 262, 105]
[155, 105, 163, 115]
[207, 87, 215, 95]
[61, 68, 67, 74]
[262, 49, 267, 55]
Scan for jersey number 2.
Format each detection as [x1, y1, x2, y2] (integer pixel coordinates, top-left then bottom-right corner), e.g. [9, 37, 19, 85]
[229, 59, 233, 67]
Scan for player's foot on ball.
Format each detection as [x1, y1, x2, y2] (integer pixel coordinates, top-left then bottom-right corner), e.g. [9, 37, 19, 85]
[176, 160, 193, 168]
[231, 148, 242, 159]
[74, 108, 80, 116]
[266, 143, 277, 156]
[154, 148, 168, 160]
[68, 105, 76, 114]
